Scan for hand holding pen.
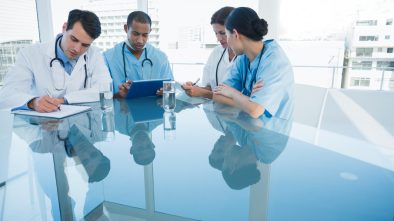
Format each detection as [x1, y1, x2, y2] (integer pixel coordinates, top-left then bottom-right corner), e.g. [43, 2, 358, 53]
[45, 89, 61, 111]
[27, 89, 63, 113]
[181, 78, 203, 97]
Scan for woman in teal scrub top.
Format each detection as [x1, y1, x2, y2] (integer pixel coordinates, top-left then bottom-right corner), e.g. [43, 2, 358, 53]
[213, 7, 294, 120]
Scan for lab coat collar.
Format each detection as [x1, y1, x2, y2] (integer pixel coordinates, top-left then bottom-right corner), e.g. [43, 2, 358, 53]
[45, 34, 88, 69]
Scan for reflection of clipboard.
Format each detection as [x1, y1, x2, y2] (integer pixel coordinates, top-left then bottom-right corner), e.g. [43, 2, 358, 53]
[127, 97, 164, 123]
[126, 79, 170, 99]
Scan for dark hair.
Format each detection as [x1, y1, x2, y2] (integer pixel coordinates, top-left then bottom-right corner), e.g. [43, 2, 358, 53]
[210, 6, 234, 25]
[127, 11, 152, 28]
[66, 9, 101, 39]
[225, 7, 268, 41]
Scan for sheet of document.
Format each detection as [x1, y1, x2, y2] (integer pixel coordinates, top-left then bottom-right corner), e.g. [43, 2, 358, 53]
[11, 105, 91, 119]
[175, 91, 210, 105]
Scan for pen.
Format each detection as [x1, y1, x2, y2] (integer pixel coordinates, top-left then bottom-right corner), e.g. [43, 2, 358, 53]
[46, 89, 61, 111]
[192, 78, 200, 86]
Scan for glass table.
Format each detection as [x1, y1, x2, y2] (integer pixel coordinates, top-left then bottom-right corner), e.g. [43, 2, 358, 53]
[0, 97, 393, 221]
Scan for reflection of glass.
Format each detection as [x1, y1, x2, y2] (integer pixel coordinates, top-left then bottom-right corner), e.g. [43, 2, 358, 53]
[163, 80, 176, 111]
[163, 111, 176, 140]
[101, 110, 115, 141]
[99, 81, 113, 111]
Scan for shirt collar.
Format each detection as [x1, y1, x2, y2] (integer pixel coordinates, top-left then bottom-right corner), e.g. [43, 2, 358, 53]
[56, 34, 77, 65]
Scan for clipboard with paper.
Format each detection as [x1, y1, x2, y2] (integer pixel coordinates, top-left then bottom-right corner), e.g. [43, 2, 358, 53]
[11, 105, 91, 119]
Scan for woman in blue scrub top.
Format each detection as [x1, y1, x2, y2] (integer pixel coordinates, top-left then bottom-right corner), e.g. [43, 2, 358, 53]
[213, 7, 294, 120]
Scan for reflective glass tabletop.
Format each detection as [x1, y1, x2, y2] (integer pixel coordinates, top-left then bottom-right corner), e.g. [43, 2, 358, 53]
[0, 97, 393, 221]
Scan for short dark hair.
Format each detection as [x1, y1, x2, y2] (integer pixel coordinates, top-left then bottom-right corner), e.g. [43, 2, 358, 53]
[127, 11, 152, 28]
[225, 7, 268, 41]
[210, 7, 234, 25]
[66, 9, 101, 39]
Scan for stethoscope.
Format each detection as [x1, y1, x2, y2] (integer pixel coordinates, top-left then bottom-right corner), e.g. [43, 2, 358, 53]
[215, 48, 237, 86]
[122, 42, 153, 80]
[242, 47, 264, 96]
[49, 35, 88, 90]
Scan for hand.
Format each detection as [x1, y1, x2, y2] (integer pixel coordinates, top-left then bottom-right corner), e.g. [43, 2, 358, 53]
[117, 80, 132, 98]
[251, 80, 264, 96]
[28, 96, 64, 113]
[182, 84, 203, 97]
[182, 81, 193, 87]
[156, 88, 163, 96]
[213, 84, 240, 99]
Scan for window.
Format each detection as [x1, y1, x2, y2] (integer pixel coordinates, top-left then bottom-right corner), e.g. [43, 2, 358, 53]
[356, 48, 373, 57]
[388, 48, 393, 53]
[376, 61, 394, 70]
[385, 35, 391, 40]
[352, 61, 372, 70]
[51, 0, 139, 51]
[350, 77, 370, 87]
[359, 36, 378, 41]
[386, 18, 393, 25]
[356, 20, 377, 26]
[378, 48, 383, 52]
[0, 0, 39, 85]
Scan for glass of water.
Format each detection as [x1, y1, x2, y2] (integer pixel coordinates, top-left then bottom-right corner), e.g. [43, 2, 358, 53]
[162, 80, 176, 111]
[99, 81, 113, 111]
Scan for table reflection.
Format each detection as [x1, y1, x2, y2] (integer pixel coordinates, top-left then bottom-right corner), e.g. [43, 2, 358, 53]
[12, 105, 113, 221]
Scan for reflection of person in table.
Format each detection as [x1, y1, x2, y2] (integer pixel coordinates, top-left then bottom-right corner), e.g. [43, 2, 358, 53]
[129, 123, 156, 165]
[113, 98, 163, 166]
[208, 113, 292, 189]
[13, 111, 110, 220]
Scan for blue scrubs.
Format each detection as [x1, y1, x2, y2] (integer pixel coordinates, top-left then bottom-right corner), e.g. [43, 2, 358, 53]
[104, 43, 173, 93]
[223, 40, 294, 120]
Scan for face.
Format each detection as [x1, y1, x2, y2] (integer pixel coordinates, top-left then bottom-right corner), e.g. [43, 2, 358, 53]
[124, 20, 151, 51]
[226, 29, 243, 55]
[61, 21, 94, 60]
[212, 23, 227, 48]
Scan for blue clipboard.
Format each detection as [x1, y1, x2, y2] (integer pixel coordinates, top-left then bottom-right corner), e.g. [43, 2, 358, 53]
[126, 79, 170, 99]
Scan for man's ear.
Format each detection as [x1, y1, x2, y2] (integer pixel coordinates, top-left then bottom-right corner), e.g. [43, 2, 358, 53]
[124, 24, 128, 33]
[62, 22, 67, 32]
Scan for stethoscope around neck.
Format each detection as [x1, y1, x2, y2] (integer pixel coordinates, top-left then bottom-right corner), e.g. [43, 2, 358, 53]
[122, 42, 153, 80]
[49, 34, 88, 91]
[241, 47, 264, 96]
[215, 48, 237, 86]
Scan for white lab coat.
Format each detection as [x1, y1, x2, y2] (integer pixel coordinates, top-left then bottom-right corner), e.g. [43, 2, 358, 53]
[0, 38, 111, 110]
[201, 45, 236, 88]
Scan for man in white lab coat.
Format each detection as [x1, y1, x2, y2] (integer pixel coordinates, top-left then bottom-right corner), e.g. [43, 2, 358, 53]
[0, 9, 111, 112]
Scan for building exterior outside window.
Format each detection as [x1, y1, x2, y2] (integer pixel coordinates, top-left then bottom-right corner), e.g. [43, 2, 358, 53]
[345, 15, 394, 90]
[350, 77, 371, 87]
